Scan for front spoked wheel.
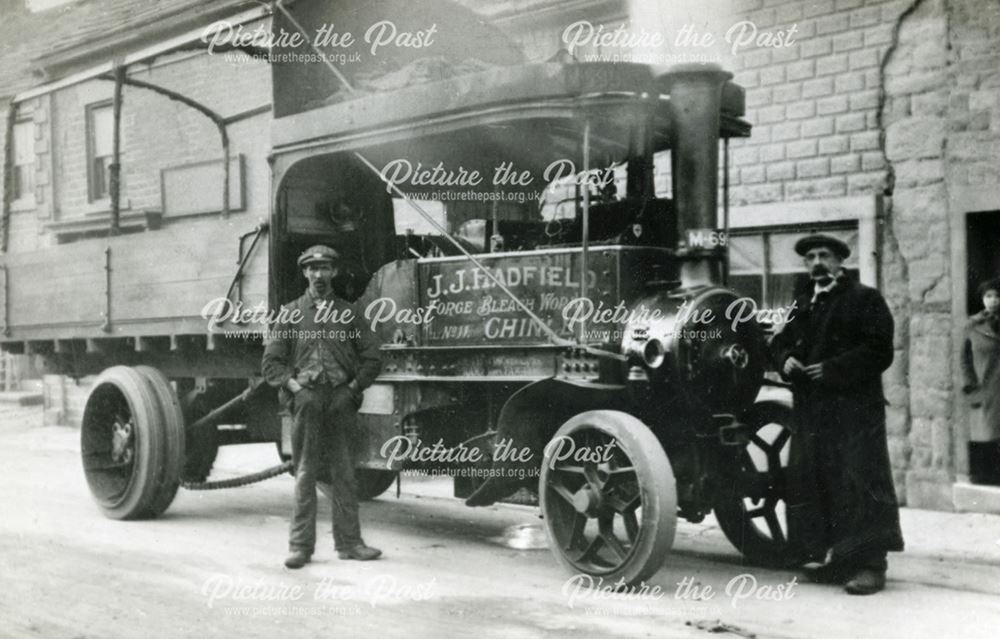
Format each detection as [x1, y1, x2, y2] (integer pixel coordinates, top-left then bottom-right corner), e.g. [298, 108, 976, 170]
[540, 410, 676, 585]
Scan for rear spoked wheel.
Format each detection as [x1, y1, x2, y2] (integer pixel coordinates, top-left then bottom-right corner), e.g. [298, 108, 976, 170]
[713, 400, 812, 567]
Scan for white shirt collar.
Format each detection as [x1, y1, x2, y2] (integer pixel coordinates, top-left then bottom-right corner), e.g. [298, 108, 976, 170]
[811, 269, 845, 304]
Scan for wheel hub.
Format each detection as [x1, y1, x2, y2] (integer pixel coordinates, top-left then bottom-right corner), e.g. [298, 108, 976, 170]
[571, 485, 605, 516]
[111, 418, 133, 464]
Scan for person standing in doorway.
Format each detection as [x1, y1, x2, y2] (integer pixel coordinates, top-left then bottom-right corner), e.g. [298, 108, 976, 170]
[961, 278, 1000, 486]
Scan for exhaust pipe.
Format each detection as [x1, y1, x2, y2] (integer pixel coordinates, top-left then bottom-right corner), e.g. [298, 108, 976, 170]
[660, 64, 732, 287]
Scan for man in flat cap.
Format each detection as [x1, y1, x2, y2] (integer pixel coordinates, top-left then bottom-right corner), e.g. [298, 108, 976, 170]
[262, 245, 383, 569]
[771, 233, 903, 595]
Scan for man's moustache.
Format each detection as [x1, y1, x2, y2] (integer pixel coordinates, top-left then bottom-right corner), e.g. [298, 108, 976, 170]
[811, 268, 832, 284]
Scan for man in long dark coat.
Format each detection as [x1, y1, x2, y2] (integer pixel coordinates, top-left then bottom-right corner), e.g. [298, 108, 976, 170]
[771, 233, 904, 595]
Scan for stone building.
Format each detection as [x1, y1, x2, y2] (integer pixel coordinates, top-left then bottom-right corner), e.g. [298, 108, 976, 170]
[2, 0, 999, 511]
[723, 0, 1000, 512]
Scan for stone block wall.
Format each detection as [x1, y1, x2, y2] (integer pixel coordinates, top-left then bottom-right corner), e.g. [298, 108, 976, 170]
[882, 0, 952, 509]
[730, 0, 1000, 508]
[727, 0, 899, 206]
[729, 0, 942, 505]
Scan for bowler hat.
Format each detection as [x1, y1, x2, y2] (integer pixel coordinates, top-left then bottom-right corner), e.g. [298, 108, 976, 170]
[794, 233, 850, 259]
[297, 245, 340, 267]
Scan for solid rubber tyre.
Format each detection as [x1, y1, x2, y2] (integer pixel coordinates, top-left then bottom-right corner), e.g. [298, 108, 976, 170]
[81, 366, 166, 520]
[134, 365, 185, 517]
[540, 410, 677, 586]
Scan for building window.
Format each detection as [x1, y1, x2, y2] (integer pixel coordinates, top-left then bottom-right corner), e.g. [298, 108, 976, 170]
[729, 226, 860, 313]
[12, 120, 35, 203]
[86, 101, 115, 202]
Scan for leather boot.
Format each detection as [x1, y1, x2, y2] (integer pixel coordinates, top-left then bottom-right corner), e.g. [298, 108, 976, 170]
[844, 569, 886, 595]
[338, 544, 382, 561]
[284, 549, 312, 569]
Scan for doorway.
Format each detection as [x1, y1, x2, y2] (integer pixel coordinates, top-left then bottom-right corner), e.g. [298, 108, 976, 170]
[964, 210, 1000, 487]
[966, 211, 1000, 315]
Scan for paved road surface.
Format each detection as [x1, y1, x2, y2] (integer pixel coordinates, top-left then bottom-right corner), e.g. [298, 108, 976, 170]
[1, 406, 999, 639]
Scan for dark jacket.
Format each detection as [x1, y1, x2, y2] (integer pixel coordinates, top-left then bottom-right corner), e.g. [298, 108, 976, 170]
[772, 276, 894, 402]
[961, 310, 1000, 441]
[261, 290, 382, 406]
[770, 276, 904, 559]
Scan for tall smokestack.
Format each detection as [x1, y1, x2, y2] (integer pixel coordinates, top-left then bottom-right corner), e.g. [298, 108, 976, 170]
[660, 64, 731, 237]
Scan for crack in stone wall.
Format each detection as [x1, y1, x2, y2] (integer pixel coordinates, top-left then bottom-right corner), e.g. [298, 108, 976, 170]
[875, 0, 925, 502]
[881, 0, 958, 509]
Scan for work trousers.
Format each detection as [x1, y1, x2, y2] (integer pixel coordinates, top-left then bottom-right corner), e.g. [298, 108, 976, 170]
[288, 384, 362, 553]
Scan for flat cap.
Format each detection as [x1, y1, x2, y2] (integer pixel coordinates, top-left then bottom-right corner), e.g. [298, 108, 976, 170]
[794, 233, 850, 259]
[297, 245, 340, 267]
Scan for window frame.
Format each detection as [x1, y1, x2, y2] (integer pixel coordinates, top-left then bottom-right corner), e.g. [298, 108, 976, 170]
[722, 195, 881, 290]
[729, 222, 861, 309]
[85, 99, 114, 203]
[11, 118, 36, 208]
